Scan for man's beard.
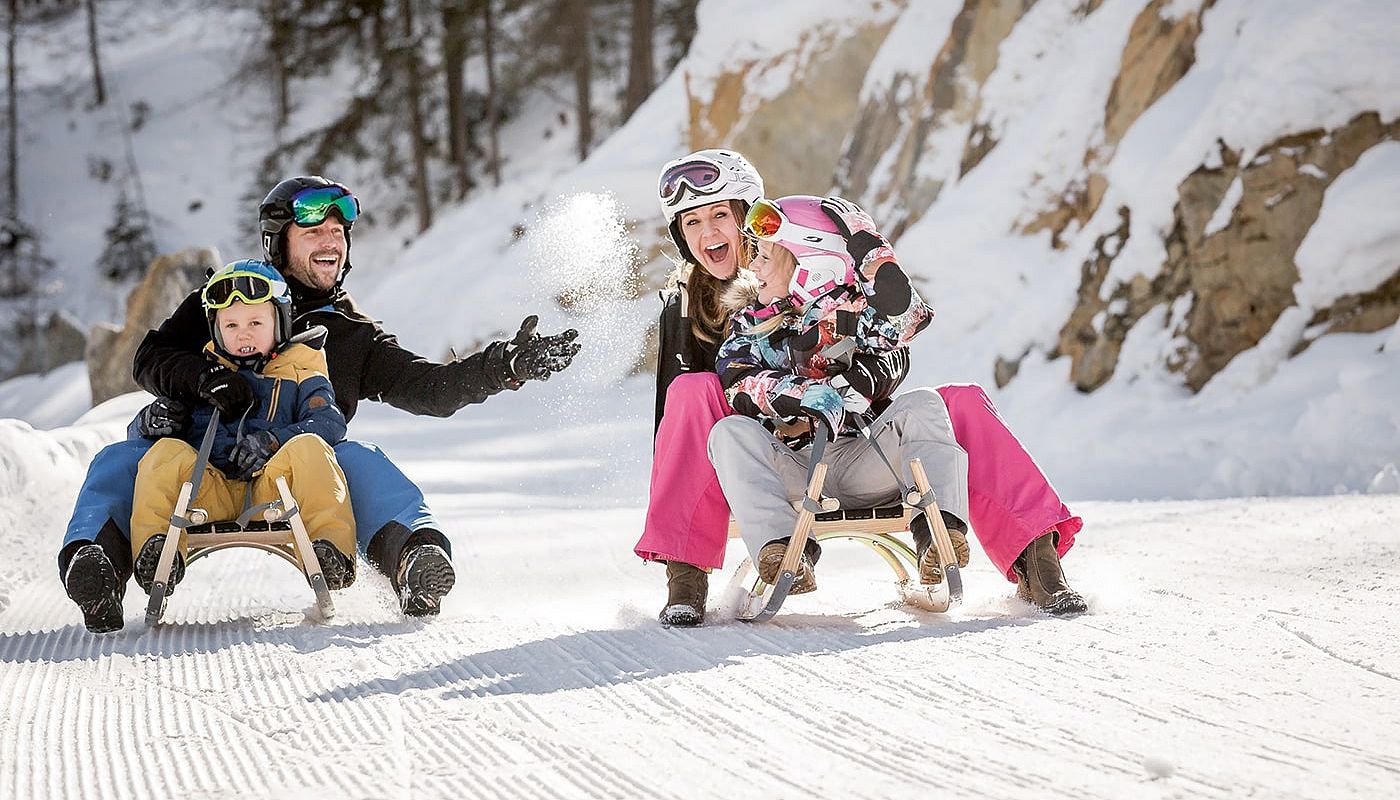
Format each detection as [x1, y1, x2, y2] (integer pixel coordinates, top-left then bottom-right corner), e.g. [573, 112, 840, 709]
[291, 253, 342, 291]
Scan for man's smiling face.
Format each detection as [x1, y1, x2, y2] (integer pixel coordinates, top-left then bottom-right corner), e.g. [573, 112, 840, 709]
[284, 217, 347, 292]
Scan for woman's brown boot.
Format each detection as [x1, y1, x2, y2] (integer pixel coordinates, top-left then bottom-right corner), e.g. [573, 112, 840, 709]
[659, 561, 708, 627]
[1013, 531, 1087, 616]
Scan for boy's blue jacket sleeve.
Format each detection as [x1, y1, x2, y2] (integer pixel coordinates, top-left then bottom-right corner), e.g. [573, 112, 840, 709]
[271, 373, 346, 446]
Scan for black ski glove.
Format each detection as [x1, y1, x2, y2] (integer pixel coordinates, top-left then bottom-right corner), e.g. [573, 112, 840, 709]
[136, 397, 191, 438]
[228, 430, 280, 479]
[198, 365, 254, 418]
[819, 195, 889, 267]
[503, 316, 582, 382]
[819, 195, 913, 317]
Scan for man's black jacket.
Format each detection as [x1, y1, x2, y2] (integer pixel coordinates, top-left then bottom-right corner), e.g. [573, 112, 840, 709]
[134, 281, 513, 423]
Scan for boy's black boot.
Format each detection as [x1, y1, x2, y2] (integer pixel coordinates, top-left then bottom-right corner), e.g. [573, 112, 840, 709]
[133, 534, 185, 596]
[311, 540, 357, 590]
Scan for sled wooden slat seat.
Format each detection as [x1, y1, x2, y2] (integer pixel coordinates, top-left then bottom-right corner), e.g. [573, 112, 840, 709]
[144, 474, 337, 627]
[727, 504, 912, 539]
[726, 458, 962, 619]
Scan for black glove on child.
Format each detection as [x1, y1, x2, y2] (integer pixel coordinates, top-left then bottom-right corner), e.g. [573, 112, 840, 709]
[819, 196, 913, 317]
[503, 316, 582, 382]
[198, 365, 255, 418]
[137, 397, 191, 438]
[228, 430, 280, 479]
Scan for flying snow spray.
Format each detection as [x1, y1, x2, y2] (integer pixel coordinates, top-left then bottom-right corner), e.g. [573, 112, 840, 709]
[526, 191, 644, 387]
[525, 191, 649, 494]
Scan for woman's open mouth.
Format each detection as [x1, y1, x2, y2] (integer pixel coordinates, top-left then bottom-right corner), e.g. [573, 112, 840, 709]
[703, 242, 729, 264]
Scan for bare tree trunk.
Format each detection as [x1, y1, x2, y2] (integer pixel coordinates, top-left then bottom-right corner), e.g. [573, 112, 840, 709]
[84, 0, 106, 106]
[267, 0, 289, 127]
[566, 0, 592, 161]
[622, 0, 653, 122]
[6, 0, 17, 218]
[365, 0, 387, 62]
[482, 0, 501, 187]
[441, 0, 470, 198]
[399, 0, 432, 232]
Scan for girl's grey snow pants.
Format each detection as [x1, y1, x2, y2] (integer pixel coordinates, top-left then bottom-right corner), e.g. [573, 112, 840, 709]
[708, 388, 970, 560]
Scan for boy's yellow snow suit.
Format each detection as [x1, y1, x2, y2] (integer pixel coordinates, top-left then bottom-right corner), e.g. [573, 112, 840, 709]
[130, 340, 356, 569]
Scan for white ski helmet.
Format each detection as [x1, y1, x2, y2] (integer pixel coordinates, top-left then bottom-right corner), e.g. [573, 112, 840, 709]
[658, 149, 764, 262]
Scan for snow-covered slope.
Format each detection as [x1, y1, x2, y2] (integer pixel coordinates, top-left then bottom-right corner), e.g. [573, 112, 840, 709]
[8, 0, 1397, 500]
[1, 387, 1398, 799]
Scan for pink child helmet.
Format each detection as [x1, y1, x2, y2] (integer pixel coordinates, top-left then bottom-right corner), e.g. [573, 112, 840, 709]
[743, 195, 855, 306]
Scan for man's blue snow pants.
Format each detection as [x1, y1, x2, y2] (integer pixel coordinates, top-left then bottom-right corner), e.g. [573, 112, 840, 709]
[60, 437, 444, 573]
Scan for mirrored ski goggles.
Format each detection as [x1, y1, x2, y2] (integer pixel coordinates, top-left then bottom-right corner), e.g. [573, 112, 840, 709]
[742, 197, 846, 251]
[290, 186, 359, 226]
[202, 271, 286, 310]
[658, 159, 723, 203]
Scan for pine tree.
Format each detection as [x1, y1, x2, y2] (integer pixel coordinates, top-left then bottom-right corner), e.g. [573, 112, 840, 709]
[95, 189, 156, 282]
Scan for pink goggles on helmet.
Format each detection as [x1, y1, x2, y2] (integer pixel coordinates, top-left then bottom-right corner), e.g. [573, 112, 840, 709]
[743, 196, 856, 306]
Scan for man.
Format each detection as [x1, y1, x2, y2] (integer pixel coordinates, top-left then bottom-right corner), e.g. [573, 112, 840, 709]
[59, 176, 580, 631]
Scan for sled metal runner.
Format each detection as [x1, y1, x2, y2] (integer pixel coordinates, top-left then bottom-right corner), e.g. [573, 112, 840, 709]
[144, 411, 336, 627]
[731, 423, 965, 622]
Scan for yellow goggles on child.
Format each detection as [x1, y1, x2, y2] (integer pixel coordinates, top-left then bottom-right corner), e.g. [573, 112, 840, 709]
[202, 270, 285, 310]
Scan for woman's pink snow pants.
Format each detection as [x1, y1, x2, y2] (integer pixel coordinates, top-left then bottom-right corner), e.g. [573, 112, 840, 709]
[635, 376, 1081, 581]
[634, 373, 735, 570]
[936, 383, 1081, 581]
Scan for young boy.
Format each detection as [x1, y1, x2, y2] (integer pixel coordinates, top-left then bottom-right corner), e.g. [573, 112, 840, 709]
[119, 259, 356, 625]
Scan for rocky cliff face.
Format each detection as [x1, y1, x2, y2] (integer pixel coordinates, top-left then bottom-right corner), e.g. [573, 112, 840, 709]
[87, 248, 219, 406]
[679, 0, 1398, 395]
[1059, 111, 1400, 392]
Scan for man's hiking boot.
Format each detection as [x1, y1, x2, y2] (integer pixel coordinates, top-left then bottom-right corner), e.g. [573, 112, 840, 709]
[311, 540, 356, 590]
[658, 561, 708, 627]
[133, 535, 184, 596]
[912, 511, 970, 585]
[395, 543, 456, 617]
[756, 537, 822, 595]
[64, 544, 125, 633]
[1013, 530, 1088, 616]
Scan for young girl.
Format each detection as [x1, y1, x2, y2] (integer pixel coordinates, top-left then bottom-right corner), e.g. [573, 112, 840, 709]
[717, 196, 1086, 613]
[715, 196, 964, 594]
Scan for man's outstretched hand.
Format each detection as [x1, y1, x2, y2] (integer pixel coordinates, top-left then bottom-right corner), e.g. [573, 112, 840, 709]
[504, 315, 581, 383]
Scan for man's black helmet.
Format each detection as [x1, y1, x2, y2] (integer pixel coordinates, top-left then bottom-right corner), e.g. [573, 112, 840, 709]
[258, 175, 359, 280]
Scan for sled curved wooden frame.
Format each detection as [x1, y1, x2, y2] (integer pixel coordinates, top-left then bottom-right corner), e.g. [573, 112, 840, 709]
[143, 474, 336, 627]
[727, 458, 964, 621]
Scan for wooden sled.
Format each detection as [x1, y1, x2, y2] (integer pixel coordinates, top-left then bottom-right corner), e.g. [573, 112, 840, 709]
[728, 457, 964, 622]
[144, 412, 336, 627]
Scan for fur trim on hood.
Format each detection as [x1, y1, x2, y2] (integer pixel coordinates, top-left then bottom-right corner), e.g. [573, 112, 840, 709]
[719, 268, 763, 314]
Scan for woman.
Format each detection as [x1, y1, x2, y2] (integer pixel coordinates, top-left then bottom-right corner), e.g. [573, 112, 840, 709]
[636, 151, 1086, 624]
[633, 149, 762, 626]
